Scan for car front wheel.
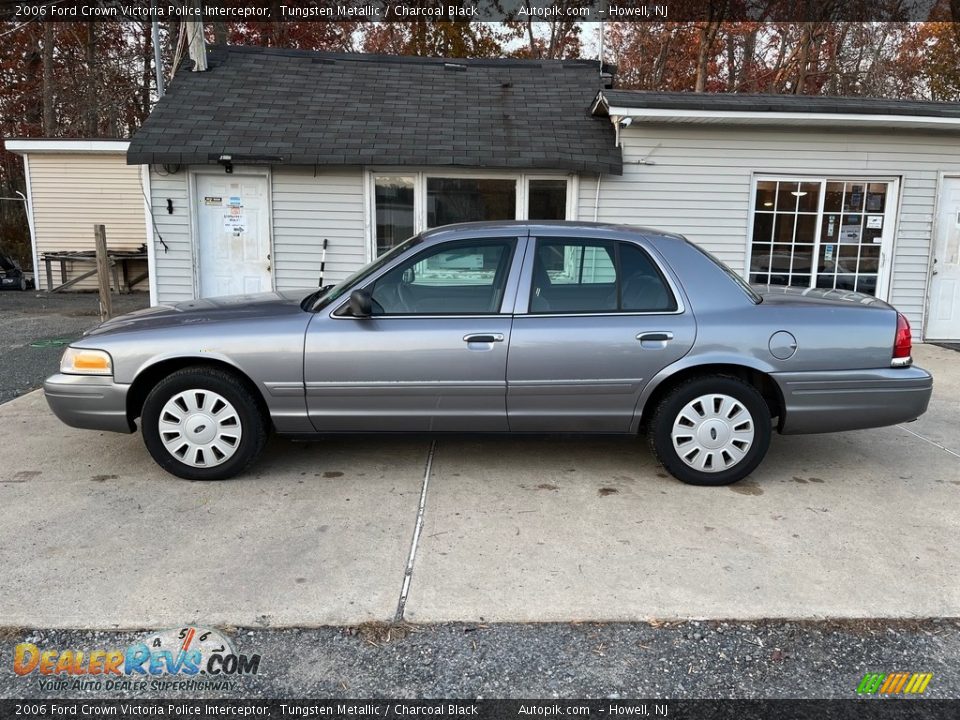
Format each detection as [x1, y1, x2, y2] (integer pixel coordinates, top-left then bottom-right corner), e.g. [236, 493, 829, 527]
[649, 375, 771, 486]
[141, 367, 268, 481]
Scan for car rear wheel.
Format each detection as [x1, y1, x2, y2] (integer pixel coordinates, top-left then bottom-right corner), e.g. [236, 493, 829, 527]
[649, 375, 771, 486]
[141, 367, 268, 481]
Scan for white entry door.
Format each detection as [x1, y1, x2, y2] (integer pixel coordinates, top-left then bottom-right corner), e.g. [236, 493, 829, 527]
[195, 174, 271, 298]
[927, 177, 960, 341]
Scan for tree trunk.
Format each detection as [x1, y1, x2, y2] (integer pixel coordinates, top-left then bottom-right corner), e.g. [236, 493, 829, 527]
[742, 27, 757, 92]
[695, 20, 722, 92]
[85, 23, 98, 136]
[213, 22, 227, 46]
[42, 23, 54, 135]
[796, 24, 811, 94]
[726, 32, 736, 91]
[141, 22, 152, 119]
[524, 0, 538, 58]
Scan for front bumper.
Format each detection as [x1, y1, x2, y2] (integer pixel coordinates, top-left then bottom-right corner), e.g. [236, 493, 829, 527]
[773, 365, 933, 434]
[43, 374, 135, 434]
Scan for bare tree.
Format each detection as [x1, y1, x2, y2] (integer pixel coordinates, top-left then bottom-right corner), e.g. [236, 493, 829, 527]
[42, 23, 54, 135]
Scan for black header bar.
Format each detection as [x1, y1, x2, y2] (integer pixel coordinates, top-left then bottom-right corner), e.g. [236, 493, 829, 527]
[0, 0, 952, 23]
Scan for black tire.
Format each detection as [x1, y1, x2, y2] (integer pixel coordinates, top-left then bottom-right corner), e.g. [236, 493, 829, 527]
[649, 375, 771, 486]
[141, 366, 268, 480]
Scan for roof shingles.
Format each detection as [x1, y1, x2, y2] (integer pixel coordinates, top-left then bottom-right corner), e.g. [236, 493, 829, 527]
[128, 46, 622, 174]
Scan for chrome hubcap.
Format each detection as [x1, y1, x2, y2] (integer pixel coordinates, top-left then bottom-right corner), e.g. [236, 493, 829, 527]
[671, 393, 754, 473]
[158, 390, 242, 468]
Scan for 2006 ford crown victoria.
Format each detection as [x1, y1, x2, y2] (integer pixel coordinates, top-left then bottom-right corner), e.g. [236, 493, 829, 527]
[44, 222, 933, 486]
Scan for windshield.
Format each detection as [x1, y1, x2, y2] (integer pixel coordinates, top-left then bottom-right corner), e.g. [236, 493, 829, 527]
[302, 234, 424, 312]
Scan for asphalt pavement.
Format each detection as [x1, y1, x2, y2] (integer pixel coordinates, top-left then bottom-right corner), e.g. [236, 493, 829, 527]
[2, 620, 958, 699]
[0, 291, 149, 404]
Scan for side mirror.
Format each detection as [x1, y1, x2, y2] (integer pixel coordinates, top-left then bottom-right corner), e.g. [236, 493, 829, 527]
[348, 289, 372, 318]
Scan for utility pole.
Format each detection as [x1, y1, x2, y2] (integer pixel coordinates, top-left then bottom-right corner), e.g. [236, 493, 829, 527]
[150, 0, 165, 98]
[186, 0, 207, 72]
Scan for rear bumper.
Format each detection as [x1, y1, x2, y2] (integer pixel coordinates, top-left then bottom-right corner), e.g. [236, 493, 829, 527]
[43, 374, 135, 434]
[773, 365, 933, 434]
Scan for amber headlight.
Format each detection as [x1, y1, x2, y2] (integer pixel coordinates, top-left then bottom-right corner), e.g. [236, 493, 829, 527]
[60, 347, 113, 376]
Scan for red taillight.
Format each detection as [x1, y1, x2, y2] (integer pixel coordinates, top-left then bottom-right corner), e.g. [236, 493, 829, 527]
[892, 312, 912, 366]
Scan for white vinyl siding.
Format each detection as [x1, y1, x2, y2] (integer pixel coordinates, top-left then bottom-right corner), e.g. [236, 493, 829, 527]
[27, 153, 147, 291]
[149, 169, 194, 303]
[271, 167, 366, 289]
[580, 124, 960, 336]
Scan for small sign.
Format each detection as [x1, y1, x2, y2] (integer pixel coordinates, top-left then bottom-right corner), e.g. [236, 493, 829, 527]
[223, 204, 245, 235]
[866, 215, 883, 230]
[824, 245, 834, 261]
[227, 196, 242, 207]
[204, 196, 222, 206]
[840, 224, 861, 243]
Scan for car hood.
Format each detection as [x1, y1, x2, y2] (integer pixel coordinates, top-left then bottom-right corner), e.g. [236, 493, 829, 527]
[751, 284, 894, 310]
[83, 289, 312, 337]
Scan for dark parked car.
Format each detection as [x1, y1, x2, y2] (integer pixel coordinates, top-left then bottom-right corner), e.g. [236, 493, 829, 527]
[44, 222, 932, 485]
[0, 248, 31, 291]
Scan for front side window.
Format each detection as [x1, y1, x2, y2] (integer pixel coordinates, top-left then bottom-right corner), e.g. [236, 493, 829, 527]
[530, 240, 676, 314]
[369, 239, 515, 315]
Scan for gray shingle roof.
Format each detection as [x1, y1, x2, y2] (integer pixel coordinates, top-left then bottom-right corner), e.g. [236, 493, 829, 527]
[127, 46, 622, 174]
[596, 90, 960, 119]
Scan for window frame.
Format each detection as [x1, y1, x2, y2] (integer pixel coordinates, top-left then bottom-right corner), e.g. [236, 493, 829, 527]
[523, 238, 682, 317]
[364, 169, 577, 262]
[745, 174, 901, 301]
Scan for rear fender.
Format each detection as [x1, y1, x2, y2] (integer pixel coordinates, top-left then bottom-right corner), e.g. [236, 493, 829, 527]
[631, 352, 780, 433]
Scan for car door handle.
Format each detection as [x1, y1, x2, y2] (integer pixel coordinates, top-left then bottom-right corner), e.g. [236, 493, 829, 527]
[463, 333, 504, 343]
[636, 332, 674, 342]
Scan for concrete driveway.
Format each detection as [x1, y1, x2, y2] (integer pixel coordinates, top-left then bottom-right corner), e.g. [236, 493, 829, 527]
[0, 344, 956, 629]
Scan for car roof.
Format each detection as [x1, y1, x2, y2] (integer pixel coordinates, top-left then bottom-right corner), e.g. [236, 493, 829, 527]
[418, 220, 688, 244]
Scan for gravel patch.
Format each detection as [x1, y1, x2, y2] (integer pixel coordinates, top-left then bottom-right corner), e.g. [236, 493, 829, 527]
[0, 291, 149, 404]
[1, 620, 957, 699]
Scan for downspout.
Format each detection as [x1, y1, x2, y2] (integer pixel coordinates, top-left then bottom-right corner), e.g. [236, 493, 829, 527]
[20, 157, 40, 290]
[593, 173, 602, 222]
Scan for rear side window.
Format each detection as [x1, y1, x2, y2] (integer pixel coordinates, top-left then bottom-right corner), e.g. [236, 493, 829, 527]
[618, 242, 678, 312]
[529, 239, 677, 314]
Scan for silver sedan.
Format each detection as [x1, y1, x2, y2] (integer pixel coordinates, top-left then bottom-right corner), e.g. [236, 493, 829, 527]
[44, 222, 932, 485]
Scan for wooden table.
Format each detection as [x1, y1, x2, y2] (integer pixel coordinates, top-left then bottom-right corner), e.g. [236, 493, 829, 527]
[42, 250, 148, 294]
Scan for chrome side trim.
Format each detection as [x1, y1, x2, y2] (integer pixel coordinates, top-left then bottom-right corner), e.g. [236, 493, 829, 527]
[305, 381, 505, 397]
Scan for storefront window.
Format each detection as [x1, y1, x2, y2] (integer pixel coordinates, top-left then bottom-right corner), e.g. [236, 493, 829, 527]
[749, 178, 891, 297]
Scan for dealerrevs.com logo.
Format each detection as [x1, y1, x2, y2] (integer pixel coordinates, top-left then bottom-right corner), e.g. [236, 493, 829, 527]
[13, 626, 261, 692]
[857, 672, 934, 696]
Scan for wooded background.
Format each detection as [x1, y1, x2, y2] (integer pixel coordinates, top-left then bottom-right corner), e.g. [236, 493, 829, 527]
[1, 13, 958, 269]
